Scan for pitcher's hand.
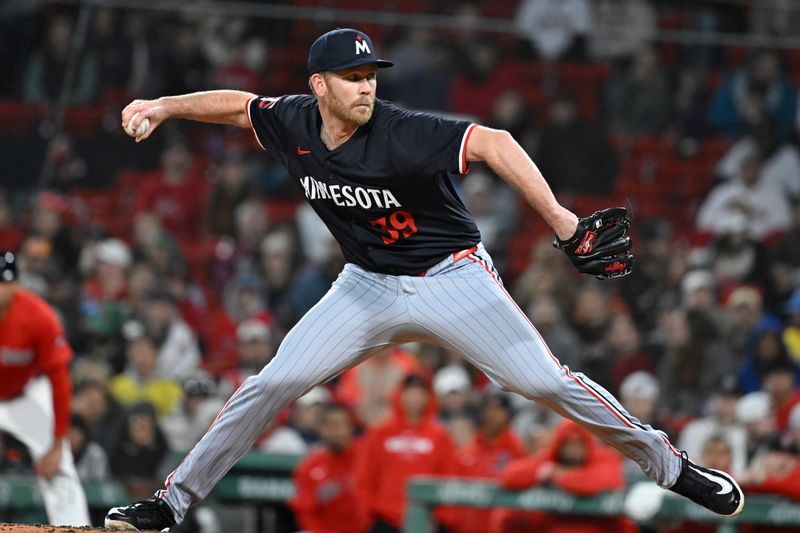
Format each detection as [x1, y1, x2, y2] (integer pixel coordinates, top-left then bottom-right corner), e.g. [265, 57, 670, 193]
[121, 98, 169, 142]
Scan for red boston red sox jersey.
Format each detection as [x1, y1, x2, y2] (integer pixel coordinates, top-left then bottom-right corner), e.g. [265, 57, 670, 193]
[0, 289, 73, 437]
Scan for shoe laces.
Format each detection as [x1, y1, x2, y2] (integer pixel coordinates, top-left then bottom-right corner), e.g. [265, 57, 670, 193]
[132, 498, 168, 515]
[133, 499, 159, 509]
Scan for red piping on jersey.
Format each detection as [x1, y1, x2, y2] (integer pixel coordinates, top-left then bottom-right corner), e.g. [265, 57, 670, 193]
[466, 255, 682, 459]
[452, 245, 478, 263]
[245, 97, 266, 151]
[459, 124, 478, 174]
[417, 245, 478, 276]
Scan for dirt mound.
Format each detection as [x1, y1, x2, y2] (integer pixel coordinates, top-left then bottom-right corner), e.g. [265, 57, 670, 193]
[0, 525, 158, 532]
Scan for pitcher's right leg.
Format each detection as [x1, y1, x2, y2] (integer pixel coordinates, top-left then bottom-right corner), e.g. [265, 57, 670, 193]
[107, 266, 406, 529]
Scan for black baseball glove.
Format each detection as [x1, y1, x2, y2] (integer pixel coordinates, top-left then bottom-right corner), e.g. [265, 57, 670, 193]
[553, 207, 634, 279]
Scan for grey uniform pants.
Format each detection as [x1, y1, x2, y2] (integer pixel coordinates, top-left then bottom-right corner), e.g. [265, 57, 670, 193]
[160, 243, 682, 521]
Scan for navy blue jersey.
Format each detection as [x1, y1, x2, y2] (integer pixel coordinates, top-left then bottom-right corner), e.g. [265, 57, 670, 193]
[246, 94, 482, 275]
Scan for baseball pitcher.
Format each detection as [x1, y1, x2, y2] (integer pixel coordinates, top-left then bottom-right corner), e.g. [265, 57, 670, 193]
[107, 28, 743, 531]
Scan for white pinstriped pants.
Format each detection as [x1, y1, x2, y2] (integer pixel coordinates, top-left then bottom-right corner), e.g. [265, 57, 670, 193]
[160, 243, 682, 521]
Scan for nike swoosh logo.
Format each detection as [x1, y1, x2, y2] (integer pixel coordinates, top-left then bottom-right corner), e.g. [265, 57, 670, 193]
[690, 465, 734, 495]
[297, 147, 312, 155]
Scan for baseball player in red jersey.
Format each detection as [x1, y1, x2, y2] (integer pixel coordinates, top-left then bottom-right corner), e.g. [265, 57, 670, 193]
[0, 252, 89, 526]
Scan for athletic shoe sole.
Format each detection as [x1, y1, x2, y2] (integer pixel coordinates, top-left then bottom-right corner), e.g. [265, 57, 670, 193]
[105, 516, 171, 531]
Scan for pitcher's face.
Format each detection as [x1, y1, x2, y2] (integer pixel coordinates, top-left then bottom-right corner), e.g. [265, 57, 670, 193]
[320, 65, 377, 126]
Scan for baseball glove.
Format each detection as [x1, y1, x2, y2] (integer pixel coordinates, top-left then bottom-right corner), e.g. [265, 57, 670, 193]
[553, 207, 634, 279]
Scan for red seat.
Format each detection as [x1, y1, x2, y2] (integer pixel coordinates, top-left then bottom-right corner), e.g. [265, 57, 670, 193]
[703, 137, 731, 159]
[63, 106, 105, 137]
[265, 200, 300, 225]
[0, 100, 45, 133]
[632, 136, 672, 157]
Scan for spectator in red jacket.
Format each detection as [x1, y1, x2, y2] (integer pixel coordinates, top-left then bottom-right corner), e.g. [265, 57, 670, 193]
[490, 419, 636, 533]
[134, 140, 209, 241]
[289, 403, 370, 533]
[736, 435, 800, 533]
[357, 373, 454, 533]
[739, 435, 800, 501]
[439, 392, 526, 533]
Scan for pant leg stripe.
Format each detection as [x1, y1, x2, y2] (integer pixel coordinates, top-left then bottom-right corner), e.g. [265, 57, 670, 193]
[468, 254, 500, 283]
[658, 431, 682, 457]
[158, 379, 250, 500]
[473, 252, 501, 280]
[567, 369, 683, 455]
[468, 256, 682, 457]
[466, 255, 636, 426]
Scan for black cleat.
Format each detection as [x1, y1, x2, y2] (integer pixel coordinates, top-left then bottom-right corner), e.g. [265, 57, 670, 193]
[670, 452, 745, 516]
[105, 497, 177, 531]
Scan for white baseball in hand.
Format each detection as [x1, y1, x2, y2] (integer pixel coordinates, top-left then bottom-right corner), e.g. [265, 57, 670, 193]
[124, 112, 150, 138]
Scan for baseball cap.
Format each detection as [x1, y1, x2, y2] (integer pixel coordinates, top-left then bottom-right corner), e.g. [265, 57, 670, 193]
[95, 238, 132, 269]
[121, 319, 146, 341]
[735, 391, 770, 424]
[0, 251, 16, 282]
[236, 319, 271, 343]
[433, 365, 471, 396]
[681, 269, 714, 295]
[307, 28, 394, 75]
[296, 386, 332, 407]
[620, 371, 660, 401]
[182, 371, 217, 397]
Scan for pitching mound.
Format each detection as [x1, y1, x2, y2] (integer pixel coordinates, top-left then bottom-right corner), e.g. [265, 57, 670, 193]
[0, 525, 157, 532]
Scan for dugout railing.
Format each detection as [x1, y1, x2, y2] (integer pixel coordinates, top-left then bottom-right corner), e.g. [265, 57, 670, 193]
[2, 452, 800, 532]
[404, 477, 800, 533]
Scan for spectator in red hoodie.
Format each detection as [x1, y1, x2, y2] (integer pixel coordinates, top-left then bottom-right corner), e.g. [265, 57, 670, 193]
[134, 140, 209, 242]
[439, 392, 526, 533]
[290, 403, 370, 533]
[357, 373, 454, 533]
[490, 419, 636, 533]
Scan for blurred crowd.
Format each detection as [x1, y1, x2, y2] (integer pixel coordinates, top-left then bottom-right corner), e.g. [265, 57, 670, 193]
[2, 0, 800, 532]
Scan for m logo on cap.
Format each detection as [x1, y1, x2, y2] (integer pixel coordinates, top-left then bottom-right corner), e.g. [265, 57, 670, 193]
[355, 34, 371, 55]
